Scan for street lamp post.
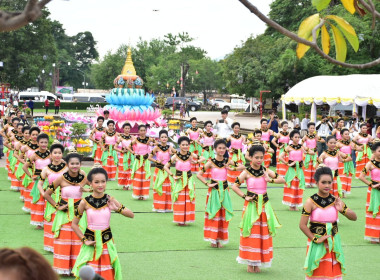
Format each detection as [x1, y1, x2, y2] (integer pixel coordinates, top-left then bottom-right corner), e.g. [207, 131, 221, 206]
[76, 69, 86, 89]
[260, 90, 271, 119]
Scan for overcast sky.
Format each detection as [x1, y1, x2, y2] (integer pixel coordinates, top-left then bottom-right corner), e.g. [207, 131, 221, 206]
[48, 0, 273, 60]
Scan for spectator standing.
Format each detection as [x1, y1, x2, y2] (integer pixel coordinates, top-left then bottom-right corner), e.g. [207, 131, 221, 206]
[214, 109, 233, 158]
[185, 99, 190, 117]
[102, 110, 112, 128]
[20, 114, 30, 127]
[300, 113, 310, 137]
[268, 110, 279, 166]
[28, 99, 34, 116]
[316, 115, 333, 155]
[54, 98, 61, 114]
[44, 98, 49, 114]
[291, 114, 300, 130]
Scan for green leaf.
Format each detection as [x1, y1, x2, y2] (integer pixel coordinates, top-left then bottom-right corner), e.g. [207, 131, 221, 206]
[297, 14, 321, 40]
[341, 0, 355, 14]
[325, 15, 359, 51]
[312, 0, 332, 11]
[330, 24, 347, 62]
[321, 25, 330, 55]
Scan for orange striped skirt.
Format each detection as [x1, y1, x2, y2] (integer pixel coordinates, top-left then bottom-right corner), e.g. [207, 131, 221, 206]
[338, 162, 352, 195]
[305, 240, 342, 280]
[153, 170, 172, 212]
[237, 201, 273, 267]
[86, 243, 115, 280]
[204, 187, 229, 244]
[30, 195, 45, 227]
[10, 162, 21, 191]
[6, 151, 10, 173]
[94, 145, 103, 164]
[264, 152, 272, 168]
[330, 176, 339, 198]
[304, 160, 316, 186]
[282, 178, 304, 207]
[118, 155, 132, 189]
[200, 161, 211, 179]
[191, 150, 200, 173]
[365, 187, 380, 242]
[22, 181, 34, 213]
[132, 165, 150, 199]
[53, 222, 82, 275]
[19, 174, 25, 201]
[355, 153, 369, 178]
[227, 158, 243, 184]
[102, 156, 117, 181]
[173, 186, 195, 224]
[276, 149, 288, 177]
[44, 211, 56, 253]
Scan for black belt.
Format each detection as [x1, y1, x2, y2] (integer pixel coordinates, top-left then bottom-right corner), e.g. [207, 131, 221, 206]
[135, 154, 149, 160]
[84, 227, 113, 244]
[176, 170, 192, 178]
[203, 146, 211, 151]
[34, 169, 42, 177]
[59, 198, 81, 212]
[231, 148, 239, 154]
[288, 160, 303, 168]
[309, 221, 338, 236]
[210, 180, 228, 190]
[155, 162, 164, 170]
[246, 191, 269, 204]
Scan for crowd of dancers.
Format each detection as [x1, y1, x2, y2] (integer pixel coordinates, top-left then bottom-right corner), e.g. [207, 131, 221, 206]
[1, 111, 380, 280]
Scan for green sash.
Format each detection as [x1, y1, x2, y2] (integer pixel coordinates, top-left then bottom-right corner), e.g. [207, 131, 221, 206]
[123, 152, 134, 170]
[15, 162, 25, 180]
[202, 147, 214, 161]
[52, 198, 85, 238]
[73, 231, 121, 280]
[91, 142, 97, 158]
[368, 188, 380, 218]
[130, 155, 151, 180]
[3, 146, 8, 153]
[232, 148, 246, 164]
[22, 171, 32, 188]
[336, 176, 343, 198]
[9, 151, 17, 172]
[240, 196, 281, 237]
[284, 162, 306, 190]
[343, 161, 355, 176]
[170, 171, 195, 202]
[153, 169, 169, 196]
[44, 187, 61, 222]
[304, 225, 345, 277]
[304, 154, 317, 169]
[31, 179, 48, 204]
[101, 145, 119, 166]
[356, 144, 372, 162]
[205, 181, 233, 221]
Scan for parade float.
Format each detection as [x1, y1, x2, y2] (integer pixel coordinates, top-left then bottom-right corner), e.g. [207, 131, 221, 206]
[97, 47, 166, 131]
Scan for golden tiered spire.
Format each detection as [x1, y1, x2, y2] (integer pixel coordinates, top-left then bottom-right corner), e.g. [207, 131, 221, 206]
[121, 47, 136, 76]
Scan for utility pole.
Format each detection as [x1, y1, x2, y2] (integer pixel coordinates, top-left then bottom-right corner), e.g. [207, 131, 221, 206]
[180, 63, 189, 97]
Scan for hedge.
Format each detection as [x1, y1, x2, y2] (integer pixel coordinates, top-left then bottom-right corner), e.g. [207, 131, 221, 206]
[29, 102, 108, 110]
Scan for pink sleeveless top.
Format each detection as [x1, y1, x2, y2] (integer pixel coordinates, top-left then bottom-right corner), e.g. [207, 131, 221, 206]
[156, 146, 171, 165]
[87, 207, 111, 231]
[210, 163, 227, 181]
[35, 158, 51, 170]
[95, 129, 105, 140]
[358, 136, 369, 144]
[340, 142, 351, 154]
[324, 153, 339, 171]
[289, 149, 303, 162]
[134, 138, 149, 155]
[105, 133, 117, 145]
[278, 134, 289, 144]
[26, 149, 36, 158]
[175, 155, 191, 172]
[230, 136, 243, 149]
[371, 161, 380, 182]
[188, 129, 199, 141]
[203, 134, 214, 146]
[306, 138, 317, 149]
[310, 206, 338, 223]
[121, 138, 132, 148]
[61, 185, 82, 199]
[261, 130, 270, 142]
[47, 163, 66, 184]
[335, 130, 342, 140]
[247, 175, 267, 194]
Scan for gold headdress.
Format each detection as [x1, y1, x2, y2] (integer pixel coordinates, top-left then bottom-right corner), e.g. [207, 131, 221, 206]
[67, 147, 77, 154]
[91, 162, 103, 169]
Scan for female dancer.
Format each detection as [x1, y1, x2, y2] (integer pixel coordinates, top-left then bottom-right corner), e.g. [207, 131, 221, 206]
[271, 121, 289, 177]
[279, 130, 307, 210]
[114, 123, 134, 190]
[358, 141, 380, 243]
[336, 128, 356, 197]
[100, 120, 118, 181]
[197, 139, 242, 248]
[38, 143, 67, 252]
[14, 126, 30, 201]
[44, 152, 89, 276]
[72, 166, 134, 280]
[246, 130, 274, 162]
[164, 136, 200, 225]
[89, 116, 105, 164]
[199, 121, 216, 179]
[3, 117, 20, 189]
[331, 118, 345, 140]
[23, 133, 51, 229]
[232, 145, 284, 273]
[318, 136, 347, 198]
[260, 119, 274, 168]
[186, 117, 202, 172]
[353, 123, 374, 177]
[20, 127, 40, 213]
[227, 122, 246, 183]
[9, 123, 25, 192]
[149, 130, 176, 212]
[302, 122, 323, 187]
[300, 166, 357, 279]
[129, 124, 154, 200]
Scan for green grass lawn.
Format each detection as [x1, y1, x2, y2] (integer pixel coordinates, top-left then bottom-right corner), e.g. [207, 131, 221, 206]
[33, 109, 89, 114]
[0, 167, 378, 280]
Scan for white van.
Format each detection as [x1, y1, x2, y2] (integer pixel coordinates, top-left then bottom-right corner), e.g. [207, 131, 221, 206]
[72, 93, 105, 103]
[62, 94, 74, 102]
[19, 91, 58, 101]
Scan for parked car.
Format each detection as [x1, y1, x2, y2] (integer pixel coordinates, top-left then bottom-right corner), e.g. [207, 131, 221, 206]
[72, 93, 105, 103]
[216, 98, 249, 111]
[164, 97, 201, 111]
[19, 91, 59, 101]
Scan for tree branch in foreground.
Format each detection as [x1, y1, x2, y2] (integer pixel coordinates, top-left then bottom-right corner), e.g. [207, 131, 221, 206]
[238, 0, 380, 69]
[0, 0, 52, 32]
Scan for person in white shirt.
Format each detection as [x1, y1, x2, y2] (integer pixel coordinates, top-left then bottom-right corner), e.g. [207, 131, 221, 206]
[300, 113, 310, 137]
[291, 114, 300, 130]
[316, 115, 333, 155]
[102, 110, 113, 128]
[214, 109, 233, 158]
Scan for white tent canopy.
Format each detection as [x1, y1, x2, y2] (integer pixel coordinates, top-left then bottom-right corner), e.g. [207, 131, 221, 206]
[281, 74, 380, 122]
